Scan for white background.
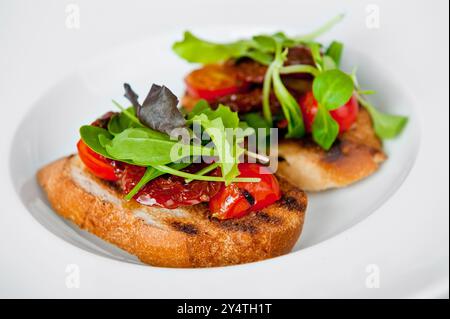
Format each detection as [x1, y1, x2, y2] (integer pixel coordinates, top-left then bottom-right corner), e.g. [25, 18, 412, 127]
[0, 0, 448, 298]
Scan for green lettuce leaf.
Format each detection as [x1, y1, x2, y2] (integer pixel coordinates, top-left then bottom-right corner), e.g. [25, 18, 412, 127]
[312, 104, 339, 150]
[313, 69, 354, 110]
[357, 95, 408, 139]
[172, 31, 251, 64]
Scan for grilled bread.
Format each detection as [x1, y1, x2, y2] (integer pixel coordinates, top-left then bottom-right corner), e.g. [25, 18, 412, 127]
[37, 155, 307, 268]
[276, 109, 386, 191]
[183, 94, 386, 191]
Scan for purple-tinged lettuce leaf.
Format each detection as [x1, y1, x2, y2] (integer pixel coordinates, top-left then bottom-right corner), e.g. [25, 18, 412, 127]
[123, 83, 186, 136]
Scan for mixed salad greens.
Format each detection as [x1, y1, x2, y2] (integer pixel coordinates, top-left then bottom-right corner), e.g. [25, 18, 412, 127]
[173, 15, 408, 150]
[80, 84, 260, 200]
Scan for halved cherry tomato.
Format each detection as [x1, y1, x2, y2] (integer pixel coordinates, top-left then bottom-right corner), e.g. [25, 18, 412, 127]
[299, 91, 359, 133]
[330, 95, 359, 132]
[77, 140, 119, 181]
[185, 64, 241, 101]
[209, 163, 281, 219]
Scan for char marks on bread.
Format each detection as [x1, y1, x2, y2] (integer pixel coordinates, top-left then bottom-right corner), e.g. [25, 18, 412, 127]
[276, 108, 386, 191]
[37, 155, 307, 267]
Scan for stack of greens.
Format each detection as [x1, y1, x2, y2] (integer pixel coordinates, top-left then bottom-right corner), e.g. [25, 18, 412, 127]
[172, 14, 408, 150]
[80, 84, 259, 200]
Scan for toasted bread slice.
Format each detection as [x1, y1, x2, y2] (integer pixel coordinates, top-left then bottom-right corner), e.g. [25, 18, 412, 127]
[276, 109, 386, 191]
[37, 155, 307, 268]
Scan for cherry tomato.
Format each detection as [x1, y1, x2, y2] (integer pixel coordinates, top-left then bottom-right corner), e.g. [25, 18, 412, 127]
[208, 183, 252, 219]
[299, 91, 359, 133]
[329, 95, 359, 132]
[185, 64, 241, 101]
[209, 163, 281, 219]
[77, 140, 119, 181]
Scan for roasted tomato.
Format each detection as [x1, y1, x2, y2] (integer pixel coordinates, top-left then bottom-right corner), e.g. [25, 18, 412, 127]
[185, 64, 242, 101]
[77, 140, 119, 181]
[209, 163, 281, 219]
[119, 164, 222, 209]
[299, 91, 359, 133]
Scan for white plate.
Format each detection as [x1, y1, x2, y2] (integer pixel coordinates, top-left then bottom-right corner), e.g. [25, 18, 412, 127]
[1, 1, 448, 298]
[9, 31, 419, 262]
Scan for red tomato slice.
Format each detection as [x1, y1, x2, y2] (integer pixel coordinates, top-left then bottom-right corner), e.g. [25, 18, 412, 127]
[209, 163, 281, 219]
[77, 140, 118, 181]
[298, 91, 318, 133]
[329, 95, 359, 132]
[208, 183, 252, 219]
[299, 91, 359, 133]
[185, 64, 241, 101]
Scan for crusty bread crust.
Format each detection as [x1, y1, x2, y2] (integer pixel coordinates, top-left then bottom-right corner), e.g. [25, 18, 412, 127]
[37, 155, 307, 268]
[276, 109, 386, 191]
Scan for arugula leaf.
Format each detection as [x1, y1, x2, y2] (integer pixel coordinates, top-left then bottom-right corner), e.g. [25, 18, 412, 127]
[262, 61, 276, 123]
[185, 162, 219, 183]
[312, 104, 339, 150]
[308, 41, 342, 71]
[104, 128, 175, 164]
[312, 69, 354, 110]
[111, 100, 143, 126]
[325, 41, 343, 66]
[80, 125, 114, 158]
[252, 35, 276, 53]
[272, 32, 296, 47]
[188, 102, 254, 178]
[173, 32, 277, 66]
[107, 107, 141, 135]
[191, 113, 239, 185]
[352, 73, 408, 139]
[81, 90, 264, 188]
[172, 31, 250, 64]
[80, 125, 143, 165]
[188, 104, 244, 185]
[357, 95, 408, 139]
[188, 103, 262, 182]
[272, 70, 305, 138]
[102, 102, 246, 182]
[104, 127, 214, 165]
[262, 41, 306, 138]
[154, 165, 259, 183]
[307, 42, 323, 71]
[279, 64, 320, 76]
[243, 50, 273, 65]
[173, 15, 345, 65]
[173, 16, 408, 151]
